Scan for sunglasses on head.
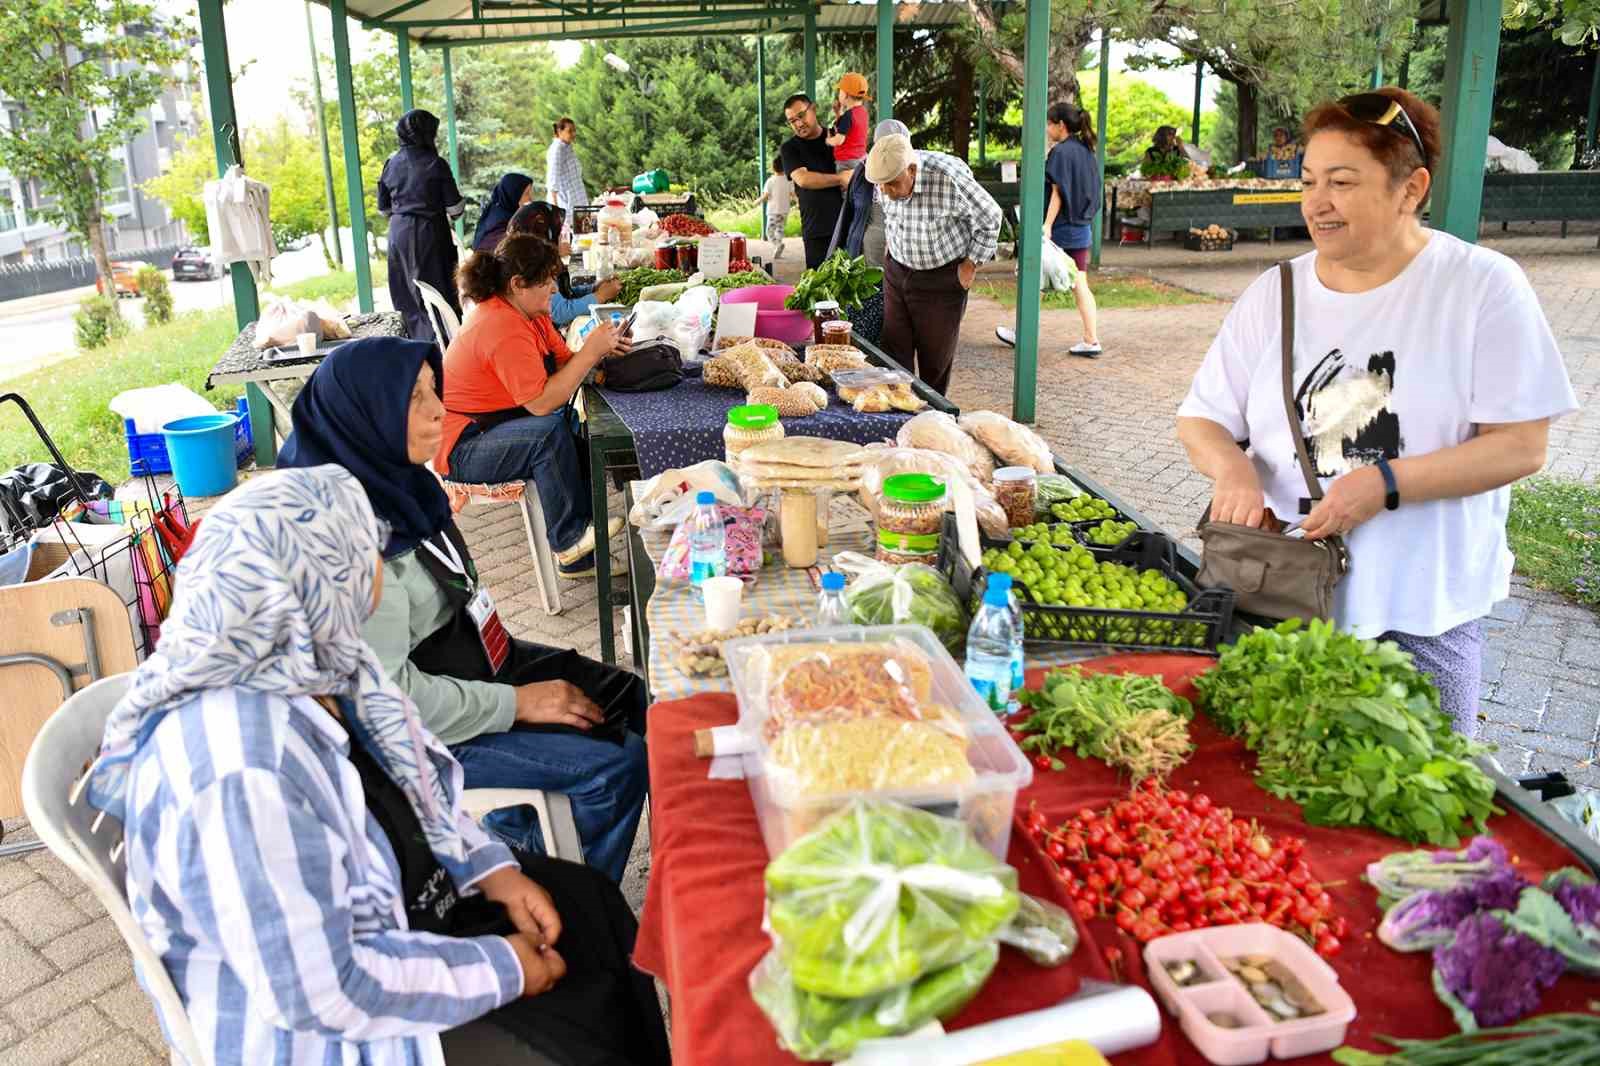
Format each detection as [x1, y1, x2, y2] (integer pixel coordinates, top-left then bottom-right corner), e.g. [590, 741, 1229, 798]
[1338, 92, 1427, 166]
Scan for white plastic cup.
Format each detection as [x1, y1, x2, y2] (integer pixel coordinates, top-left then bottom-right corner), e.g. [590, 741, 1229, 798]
[703, 575, 743, 632]
[296, 331, 318, 356]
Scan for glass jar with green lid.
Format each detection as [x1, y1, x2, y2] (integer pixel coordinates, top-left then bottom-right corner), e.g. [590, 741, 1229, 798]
[723, 403, 785, 463]
[876, 473, 947, 566]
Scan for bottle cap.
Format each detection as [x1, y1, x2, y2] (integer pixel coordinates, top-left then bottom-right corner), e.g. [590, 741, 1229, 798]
[989, 573, 1013, 592]
[983, 584, 1010, 608]
[696, 490, 715, 505]
[821, 572, 845, 591]
[727, 404, 779, 430]
[881, 473, 946, 504]
[992, 466, 1037, 482]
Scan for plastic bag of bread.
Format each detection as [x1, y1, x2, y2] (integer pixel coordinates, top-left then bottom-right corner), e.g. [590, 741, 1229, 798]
[722, 340, 787, 391]
[857, 444, 1008, 539]
[958, 410, 1053, 473]
[895, 411, 995, 482]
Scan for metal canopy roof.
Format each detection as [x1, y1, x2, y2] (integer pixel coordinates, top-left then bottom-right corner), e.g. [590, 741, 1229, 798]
[338, 0, 967, 47]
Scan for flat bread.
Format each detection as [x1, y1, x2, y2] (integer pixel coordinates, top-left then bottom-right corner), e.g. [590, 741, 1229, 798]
[738, 436, 868, 469]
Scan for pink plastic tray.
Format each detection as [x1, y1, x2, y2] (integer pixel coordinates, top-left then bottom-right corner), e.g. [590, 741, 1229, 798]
[719, 284, 814, 345]
[1143, 924, 1356, 1065]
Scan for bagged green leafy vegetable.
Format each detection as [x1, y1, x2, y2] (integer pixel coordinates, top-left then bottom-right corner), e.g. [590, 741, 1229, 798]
[765, 800, 1019, 998]
[836, 553, 968, 654]
[1033, 474, 1081, 510]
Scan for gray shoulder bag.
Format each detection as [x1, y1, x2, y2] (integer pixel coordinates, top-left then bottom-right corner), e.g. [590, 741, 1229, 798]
[1196, 261, 1349, 621]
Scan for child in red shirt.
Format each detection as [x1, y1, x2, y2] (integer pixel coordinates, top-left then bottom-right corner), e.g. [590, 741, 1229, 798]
[827, 73, 871, 168]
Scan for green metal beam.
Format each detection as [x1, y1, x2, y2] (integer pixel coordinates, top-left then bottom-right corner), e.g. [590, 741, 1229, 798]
[330, 0, 374, 312]
[1091, 28, 1109, 269]
[1012, 0, 1048, 424]
[443, 46, 462, 242]
[1191, 60, 1203, 145]
[382, 5, 805, 28]
[1431, 0, 1500, 242]
[198, 0, 273, 466]
[418, 15, 795, 46]
[757, 37, 768, 236]
[308, 2, 343, 270]
[803, 7, 817, 101]
[1586, 49, 1599, 153]
[876, 0, 893, 124]
[1371, 24, 1385, 88]
[396, 29, 413, 112]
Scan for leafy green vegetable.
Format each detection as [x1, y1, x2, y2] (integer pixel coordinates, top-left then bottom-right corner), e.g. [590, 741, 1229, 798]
[842, 563, 967, 654]
[709, 269, 774, 295]
[615, 267, 686, 306]
[1017, 668, 1194, 781]
[1331, 1011, 1600, 1064]
[785, 250, 884, 312]
[1195, 619, 1497, 845]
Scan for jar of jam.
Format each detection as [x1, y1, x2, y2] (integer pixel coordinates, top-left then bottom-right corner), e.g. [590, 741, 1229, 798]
[876, 473, 946, 566]
[728, 234, 748, 262]
[820, 319, 853, 348]
[675, 241, 699, 273]
[654, 241, 676, 270]
[811, 300, 841, 345]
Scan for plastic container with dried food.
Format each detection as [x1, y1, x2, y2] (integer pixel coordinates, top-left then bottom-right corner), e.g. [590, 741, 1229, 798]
[829, 367, 912, 391]
[1143, 924, 1356, 1065]
[876, 473, 946, 566]
[722, 624, 1034, 858]
[723, 403, 784, 462]
[992, 466, 1038, 529]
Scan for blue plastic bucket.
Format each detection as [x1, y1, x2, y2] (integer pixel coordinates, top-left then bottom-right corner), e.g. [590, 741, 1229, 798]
[162, 413, 241, 497]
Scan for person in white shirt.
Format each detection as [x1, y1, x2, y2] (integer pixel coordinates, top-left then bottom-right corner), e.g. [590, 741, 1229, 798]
[1177, 88, 1578, 736]
[755, 155, 793, 258]
[544, 118, 588, 228]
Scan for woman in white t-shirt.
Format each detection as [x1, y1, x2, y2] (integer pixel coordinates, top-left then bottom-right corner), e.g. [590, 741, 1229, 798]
[1176, 88, 1578, 736]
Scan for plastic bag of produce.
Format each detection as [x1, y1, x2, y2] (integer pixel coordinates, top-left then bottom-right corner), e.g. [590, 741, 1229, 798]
[750, 942, 998, 1061]
[958, 410, 1053, 474]
[1034, 474, 1082, 510]
[764, 800, 1019, 999]
[896, 411, 995, 483]
[1040, 239, 1078, 292]
[858, 444, 1009, 539]
[997, 893, 1080, 966]
[834, 552, 968, 654]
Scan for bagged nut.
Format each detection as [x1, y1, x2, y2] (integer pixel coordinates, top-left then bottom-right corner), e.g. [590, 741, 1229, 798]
[747, 385, 823, 417]
[703, 355, 742, 389]
[723, 340, 788, 391]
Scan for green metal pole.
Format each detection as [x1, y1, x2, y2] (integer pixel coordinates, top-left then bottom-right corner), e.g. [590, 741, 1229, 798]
[442, 46, 462, 241]
[977, 83, 987, 166]
[1586, 50, 1600, 154]
[307, 2, 343, 270]
[1191, 61, 1203, 145]
[1012, 0, 1049, 424]
[330, 0, 373, 312]
[1432, 0, 1500, 242]
[1091, 28, 1109, 269]
[876, 0, 893, 124]
[397, 29, 414, 113]
[757, 37, 768, 236]
[198, 0, 274, 466]
[803, 8, 817, 103]
[1371, 26, 1386, 88]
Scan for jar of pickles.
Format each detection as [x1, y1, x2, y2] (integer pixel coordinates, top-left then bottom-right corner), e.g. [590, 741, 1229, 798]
[992, 466, 1038, 529]
[723, 403, 784, 463]
[876, 474, 946, 566]
[810, 300, 841, 345]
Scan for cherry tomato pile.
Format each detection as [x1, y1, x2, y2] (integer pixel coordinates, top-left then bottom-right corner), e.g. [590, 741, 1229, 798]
[1021, 780, 1348, 959]
[659, 213, 716, 237]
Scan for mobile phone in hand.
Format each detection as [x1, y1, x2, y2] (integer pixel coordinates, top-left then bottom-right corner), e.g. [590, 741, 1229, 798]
[617, 310, 638, 338]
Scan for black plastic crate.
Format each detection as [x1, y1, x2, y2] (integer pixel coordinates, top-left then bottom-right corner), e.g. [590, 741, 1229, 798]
[994, 517, 1140, 551]
[937, 514, 1235, 653]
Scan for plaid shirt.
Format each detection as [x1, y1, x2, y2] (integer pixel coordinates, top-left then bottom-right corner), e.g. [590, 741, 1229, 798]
[546, 138, 587, 208]
[881, 150, 1003, 271]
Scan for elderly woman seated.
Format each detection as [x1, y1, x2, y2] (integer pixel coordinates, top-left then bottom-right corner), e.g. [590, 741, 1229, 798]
[83, 466, 671, 1066]
[280, 336, 649, 883]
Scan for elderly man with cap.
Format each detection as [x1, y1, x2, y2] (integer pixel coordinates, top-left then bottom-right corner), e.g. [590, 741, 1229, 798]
[865, 134, 1003, 395]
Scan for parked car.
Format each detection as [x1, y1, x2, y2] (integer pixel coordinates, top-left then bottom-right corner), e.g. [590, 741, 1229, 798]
[171, 246, 220, 281]
[95, 261, 142, 298]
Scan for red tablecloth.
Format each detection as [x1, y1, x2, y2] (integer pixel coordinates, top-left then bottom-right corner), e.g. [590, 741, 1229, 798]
[634, 653, 1597, 1065]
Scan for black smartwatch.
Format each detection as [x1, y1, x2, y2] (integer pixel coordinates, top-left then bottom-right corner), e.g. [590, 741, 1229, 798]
[1375, 458, 1400, 511]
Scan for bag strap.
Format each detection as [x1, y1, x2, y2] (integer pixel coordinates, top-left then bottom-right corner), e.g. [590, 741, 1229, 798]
[1279, 261, 1323, 504]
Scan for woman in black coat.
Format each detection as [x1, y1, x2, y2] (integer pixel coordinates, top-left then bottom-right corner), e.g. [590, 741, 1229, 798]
[378, 110, 466, 342]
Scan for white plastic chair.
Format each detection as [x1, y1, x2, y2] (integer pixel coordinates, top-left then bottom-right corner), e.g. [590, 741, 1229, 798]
[436, 475, 564, 617]
[22, 675, 584, 1065]
[414, 279, 461, 353]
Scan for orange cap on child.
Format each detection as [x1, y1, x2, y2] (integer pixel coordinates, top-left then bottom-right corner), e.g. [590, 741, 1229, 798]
[838, 72, 870, 99]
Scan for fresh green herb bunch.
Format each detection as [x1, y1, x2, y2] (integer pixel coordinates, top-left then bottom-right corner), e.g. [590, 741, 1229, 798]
[785, 250, 884, 312]
[1332, 1012, 1600, 1065]
[1017, 668, 1194, 781]
[709, 269, 774, 294]
[615, 267, 686, 306]
[1195, 620, 1497, 845]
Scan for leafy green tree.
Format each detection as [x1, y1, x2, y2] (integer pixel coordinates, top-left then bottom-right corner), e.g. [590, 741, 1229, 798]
[252, 117, 335, 252]
[1504, 0, 1600, 45]
[0, 1, 187, 296]
[1076, 71, 1218, 171]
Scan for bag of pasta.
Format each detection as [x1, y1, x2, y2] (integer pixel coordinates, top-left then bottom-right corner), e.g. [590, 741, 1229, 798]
[763, 800, 1019, 1000]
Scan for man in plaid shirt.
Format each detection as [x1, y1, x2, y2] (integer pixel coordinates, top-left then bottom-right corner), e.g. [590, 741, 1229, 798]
[865, 134, 1003, 393]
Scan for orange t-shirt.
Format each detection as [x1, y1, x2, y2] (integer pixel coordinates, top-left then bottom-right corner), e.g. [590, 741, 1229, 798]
[435, 295, 574, 475]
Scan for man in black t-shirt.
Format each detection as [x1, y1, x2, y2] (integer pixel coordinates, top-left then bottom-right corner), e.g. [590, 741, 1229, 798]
[779, 93, 851, 269]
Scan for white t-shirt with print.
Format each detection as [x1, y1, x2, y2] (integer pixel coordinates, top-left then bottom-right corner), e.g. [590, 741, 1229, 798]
[763, 174, 793, 219]
[1178, 231, 1578, 639]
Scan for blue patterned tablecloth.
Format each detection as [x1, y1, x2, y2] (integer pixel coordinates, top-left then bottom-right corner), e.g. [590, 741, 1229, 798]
[596, 372, 912, 480]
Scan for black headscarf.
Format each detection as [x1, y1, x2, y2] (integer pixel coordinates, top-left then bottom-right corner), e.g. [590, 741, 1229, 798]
[396, 110, 441, 153]
[508, 201, 576, 298]
[473, 172, 534, 251]
[278, 336, 452, 560]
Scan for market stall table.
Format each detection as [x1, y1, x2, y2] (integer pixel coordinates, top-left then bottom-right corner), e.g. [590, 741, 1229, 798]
[634, 653, 1600, 1065]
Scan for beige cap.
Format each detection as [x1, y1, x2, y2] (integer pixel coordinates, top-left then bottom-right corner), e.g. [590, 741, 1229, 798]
[865, 134, 915, 184]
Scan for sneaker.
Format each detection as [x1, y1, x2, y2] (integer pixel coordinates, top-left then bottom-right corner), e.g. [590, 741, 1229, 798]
[558, 551, 595, 578]
[1069, 341, 1103, 358]
[995, 325, 1016, 348]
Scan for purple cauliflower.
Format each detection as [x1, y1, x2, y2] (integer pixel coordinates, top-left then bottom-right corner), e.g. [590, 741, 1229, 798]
[1553, 879, 1600, 928]
[1434, 837, 1508, 868]
[1378, 869, 1529, 952]
[1432, 912, 1566, 1028]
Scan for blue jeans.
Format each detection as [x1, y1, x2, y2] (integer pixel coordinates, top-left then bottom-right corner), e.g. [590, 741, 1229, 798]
[451, 729, 648, 884]
[447, 407, 592, 553]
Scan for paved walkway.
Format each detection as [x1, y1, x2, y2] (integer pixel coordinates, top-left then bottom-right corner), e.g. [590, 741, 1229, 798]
[0, 223, 1594, 1062]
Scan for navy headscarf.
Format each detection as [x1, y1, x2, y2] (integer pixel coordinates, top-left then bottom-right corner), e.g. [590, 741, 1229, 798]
[473, 172, 534, 251]
[396, 109, 441, 152]
[509, 200, 576, 297]
[278, 336, 452, 560]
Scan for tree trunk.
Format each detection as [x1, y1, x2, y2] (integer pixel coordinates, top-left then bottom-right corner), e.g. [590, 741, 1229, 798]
[83, 175, 117, 312]
[950, 51, 975, 163]
[1047, 27, 1093, 108]
[1236, 81, 1260, 162]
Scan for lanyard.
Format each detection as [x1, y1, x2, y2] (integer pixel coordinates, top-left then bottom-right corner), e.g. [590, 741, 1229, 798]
[419, 533, 472, 590]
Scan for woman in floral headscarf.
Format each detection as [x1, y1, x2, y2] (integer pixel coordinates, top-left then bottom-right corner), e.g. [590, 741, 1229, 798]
[84, 466, 670, 1066]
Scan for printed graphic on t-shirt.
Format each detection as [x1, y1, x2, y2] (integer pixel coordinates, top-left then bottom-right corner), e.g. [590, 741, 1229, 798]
[1294, 348, 1403, 477]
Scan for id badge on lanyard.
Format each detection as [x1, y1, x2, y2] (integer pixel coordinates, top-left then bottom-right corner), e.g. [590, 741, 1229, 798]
[423, 535, 510, 674]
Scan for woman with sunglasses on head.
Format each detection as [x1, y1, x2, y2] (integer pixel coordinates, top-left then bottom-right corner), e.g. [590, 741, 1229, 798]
[1176, 87, 1577, 737]
[505, 201, 622, 329]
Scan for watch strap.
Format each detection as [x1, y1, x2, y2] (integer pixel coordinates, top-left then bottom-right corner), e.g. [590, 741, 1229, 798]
[1376, 457, 1399, 510]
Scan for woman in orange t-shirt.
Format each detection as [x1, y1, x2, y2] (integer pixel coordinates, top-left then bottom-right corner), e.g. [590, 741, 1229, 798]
[438, 234, 628, 576]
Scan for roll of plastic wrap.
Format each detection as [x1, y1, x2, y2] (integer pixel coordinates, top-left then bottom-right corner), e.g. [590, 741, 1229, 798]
[840, 982, 1161, 1066]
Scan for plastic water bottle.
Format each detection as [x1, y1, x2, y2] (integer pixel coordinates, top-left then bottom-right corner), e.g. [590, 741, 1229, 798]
[988, 572, 1026, 699]
[817, 571, 849, 626]
[688, 491, 726, 590]
[965, 582, 1018, 715]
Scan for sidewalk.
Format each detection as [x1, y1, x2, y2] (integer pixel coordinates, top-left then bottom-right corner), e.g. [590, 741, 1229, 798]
[0, 286, 101, 321]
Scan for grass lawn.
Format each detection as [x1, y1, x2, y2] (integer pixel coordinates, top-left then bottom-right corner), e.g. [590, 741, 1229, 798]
[1507, 477, 1600, 609]
[977, 272, 1216, 311]
[705, 200, 802, 239]
[0, 267, 381, 482]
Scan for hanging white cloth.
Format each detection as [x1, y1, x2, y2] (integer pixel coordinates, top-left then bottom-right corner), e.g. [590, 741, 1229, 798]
[204, 164, 278, 287]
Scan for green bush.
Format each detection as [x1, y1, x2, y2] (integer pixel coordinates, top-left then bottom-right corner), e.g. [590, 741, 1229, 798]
[137, 265, 173, 326]
[74, 294, 130, 350]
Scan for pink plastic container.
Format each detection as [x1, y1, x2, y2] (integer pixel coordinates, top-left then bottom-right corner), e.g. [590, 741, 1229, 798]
[1143, 924, 1356, 1065]
[719, 284, 814, 345]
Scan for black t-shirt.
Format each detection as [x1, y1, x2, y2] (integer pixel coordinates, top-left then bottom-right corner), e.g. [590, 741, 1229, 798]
[780, 134, 844, 240]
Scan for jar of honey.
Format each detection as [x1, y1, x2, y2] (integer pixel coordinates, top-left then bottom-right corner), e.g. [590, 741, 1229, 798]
[810, 300, 841, 345]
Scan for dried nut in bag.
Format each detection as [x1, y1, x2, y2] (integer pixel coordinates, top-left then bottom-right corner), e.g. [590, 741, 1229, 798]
[722, 340, 789, 391]
[703, 355, 742, 389]
[747, 385, 824, 417]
